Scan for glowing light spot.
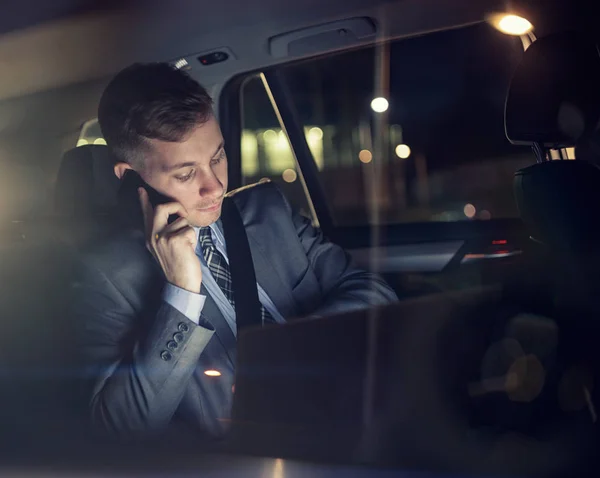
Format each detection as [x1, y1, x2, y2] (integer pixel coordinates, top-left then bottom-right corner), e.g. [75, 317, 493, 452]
[491, 14, 534, 36]
[263, 130, 277, 142]
[282, 168, 297, 183]
[480, 210, 492, 220]
[204, 370, 221, 377]
[395, 144, 411, 159]
[464, 203, 476, 218]
[273, 458, 285, 478]
[370, 97, 389, 113]
[93, 138, 107, 145]
[308, 127, 323, 141]
[174, 58, 189, 69]
[76, 139, 89, 147]
[277, 130, 289, 148]
[359, 149, 373, 163]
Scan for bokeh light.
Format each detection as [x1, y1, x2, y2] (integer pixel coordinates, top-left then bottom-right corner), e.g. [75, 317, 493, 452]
[308, 127, 323, 141]
[464, 203, 476, 218]
[282, 168, 297, 183]
[263, 129, 277, 142]
[480, 210, 492, 220]
[395, 144, 411, 159]
[204, 370, 221, 377]
[370, 97, 389, 113]
[359, 149, 373, 163]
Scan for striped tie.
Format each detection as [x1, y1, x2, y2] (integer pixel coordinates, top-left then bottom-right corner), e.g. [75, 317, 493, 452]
[198, 227, 274, 325]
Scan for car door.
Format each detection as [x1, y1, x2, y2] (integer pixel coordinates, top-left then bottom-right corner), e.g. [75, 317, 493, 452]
[219, 23, 532, 300]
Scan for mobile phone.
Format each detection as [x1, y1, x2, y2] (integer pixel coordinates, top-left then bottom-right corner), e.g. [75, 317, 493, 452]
[119, 169, 179, 224]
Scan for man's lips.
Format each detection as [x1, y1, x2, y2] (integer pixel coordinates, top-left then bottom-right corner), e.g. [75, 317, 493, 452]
[198, 201, 221, 211]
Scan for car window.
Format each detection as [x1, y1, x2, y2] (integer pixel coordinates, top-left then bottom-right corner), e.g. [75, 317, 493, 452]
[239, 23, 533, 227]
[240, 75, 315, 221]
[77, 119, 106, 147]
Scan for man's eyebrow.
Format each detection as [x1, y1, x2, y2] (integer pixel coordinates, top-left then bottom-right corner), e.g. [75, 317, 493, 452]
[161, 142, 225, 173]
[162, 161, 197, 173]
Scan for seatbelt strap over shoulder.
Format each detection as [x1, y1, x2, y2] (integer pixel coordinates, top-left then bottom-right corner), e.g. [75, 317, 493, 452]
[220, 196, 262, 335]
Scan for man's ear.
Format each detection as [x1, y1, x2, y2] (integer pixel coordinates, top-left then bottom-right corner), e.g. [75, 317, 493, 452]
[114, 162, 133, 179]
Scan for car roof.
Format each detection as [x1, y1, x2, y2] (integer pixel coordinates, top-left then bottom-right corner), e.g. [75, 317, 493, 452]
[0, 0, 589, 139]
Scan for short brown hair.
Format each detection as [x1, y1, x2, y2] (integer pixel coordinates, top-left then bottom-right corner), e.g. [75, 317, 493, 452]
[98, 62, 213, 167]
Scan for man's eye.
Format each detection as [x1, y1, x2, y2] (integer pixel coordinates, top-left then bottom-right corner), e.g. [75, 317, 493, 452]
[175, 170, 194, 182]
[211, 149, 226, 165]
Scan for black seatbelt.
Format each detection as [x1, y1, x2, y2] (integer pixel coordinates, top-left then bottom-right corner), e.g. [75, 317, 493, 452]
[220, 197, 263, 334]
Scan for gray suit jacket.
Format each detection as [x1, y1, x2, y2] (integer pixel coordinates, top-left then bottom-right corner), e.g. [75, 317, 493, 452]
[71, 182, 397, 438]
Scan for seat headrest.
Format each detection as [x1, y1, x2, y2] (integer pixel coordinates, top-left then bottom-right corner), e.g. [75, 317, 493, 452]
[505, 32, 600, 148]
[54, 145, 120, 216]
[514, 160, 600, 252]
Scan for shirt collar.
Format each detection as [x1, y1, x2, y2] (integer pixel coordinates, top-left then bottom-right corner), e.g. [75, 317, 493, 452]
[193, 220, 225, 247]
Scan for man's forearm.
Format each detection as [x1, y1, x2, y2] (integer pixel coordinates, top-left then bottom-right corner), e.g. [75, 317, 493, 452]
[88, 301, 214, 436]
[311, 270, 397, 318]
[163, 283, 207, 323]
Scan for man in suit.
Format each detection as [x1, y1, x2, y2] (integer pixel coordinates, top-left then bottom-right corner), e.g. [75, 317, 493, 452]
[71, 63, 397, 439]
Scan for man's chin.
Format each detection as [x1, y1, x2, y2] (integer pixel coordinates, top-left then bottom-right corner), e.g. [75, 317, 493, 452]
[189, 206, 222, 227]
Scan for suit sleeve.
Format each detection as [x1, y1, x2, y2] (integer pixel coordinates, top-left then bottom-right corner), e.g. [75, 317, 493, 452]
[276, 188, 398, 316]
[71, 261, 215, 438]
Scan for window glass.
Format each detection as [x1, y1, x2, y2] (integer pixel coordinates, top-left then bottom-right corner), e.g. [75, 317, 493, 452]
[242, 24, 532, 227]
[77, 119, 106, 147]
[240, 75, 314, 220]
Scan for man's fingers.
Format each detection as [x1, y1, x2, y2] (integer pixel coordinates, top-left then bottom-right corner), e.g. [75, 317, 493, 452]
[152, 202, 189, 231]
[161, 216, 190, 234]
[138, 188, 154, 237]
[163, 225, 197, 248]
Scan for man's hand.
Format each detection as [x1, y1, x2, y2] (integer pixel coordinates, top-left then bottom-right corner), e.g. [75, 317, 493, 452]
[139, 188, 202, 294]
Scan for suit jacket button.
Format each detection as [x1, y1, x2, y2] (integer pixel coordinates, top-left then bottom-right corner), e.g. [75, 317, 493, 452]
[160, 350, 172, 361]
[166, 340, 178, 351]
[178, 322, 190, 333]
[173, 332, 184, 343]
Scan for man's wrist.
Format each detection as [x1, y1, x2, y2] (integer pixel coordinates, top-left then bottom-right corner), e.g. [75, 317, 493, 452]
[163, 283, 206, 323]
[168, 278, 201, 295]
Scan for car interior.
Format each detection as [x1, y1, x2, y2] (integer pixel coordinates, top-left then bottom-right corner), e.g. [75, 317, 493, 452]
[0, 0, 599, 475]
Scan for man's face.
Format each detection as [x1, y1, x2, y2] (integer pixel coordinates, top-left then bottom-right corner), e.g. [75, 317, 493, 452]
[138, 116, 228, 227]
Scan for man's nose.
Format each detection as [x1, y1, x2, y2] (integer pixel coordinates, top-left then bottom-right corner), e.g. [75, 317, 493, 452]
[198, 168, 223, 197]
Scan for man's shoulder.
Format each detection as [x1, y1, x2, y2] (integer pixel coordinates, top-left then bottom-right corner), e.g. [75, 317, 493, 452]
[226, 179, 290, 217]
[78, 225, 149, 277]
[225, 178, 274, 199]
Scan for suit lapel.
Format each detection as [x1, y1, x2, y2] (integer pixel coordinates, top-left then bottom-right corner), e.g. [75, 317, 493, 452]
[245, 230, 300, 319]
[200, 283, 237, 366]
